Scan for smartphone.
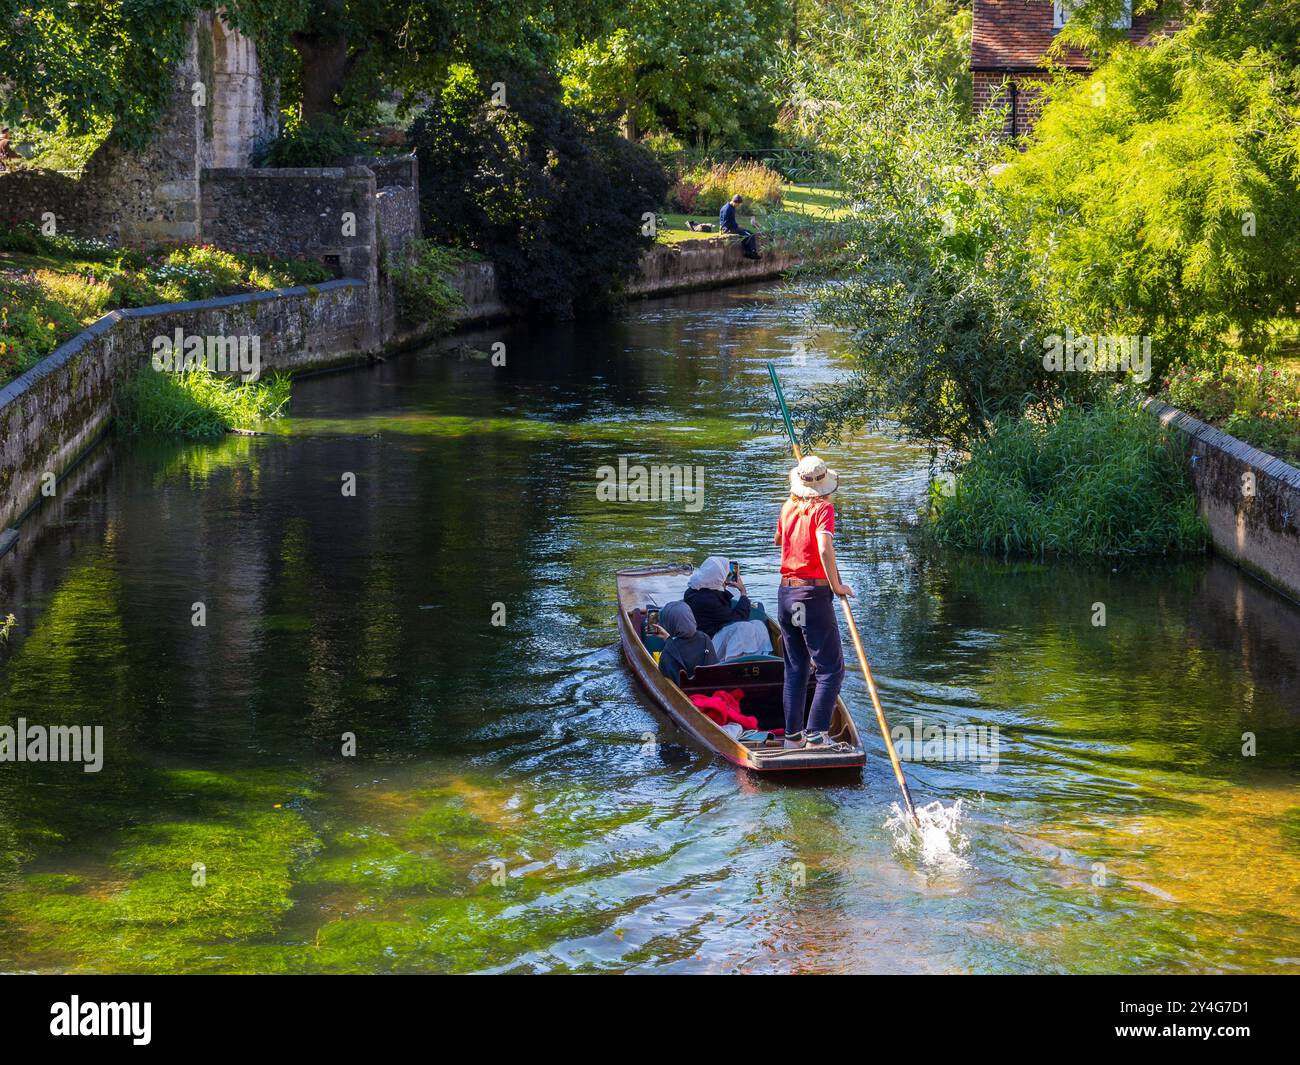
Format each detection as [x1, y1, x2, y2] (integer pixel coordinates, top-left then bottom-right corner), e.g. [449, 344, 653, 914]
[727, 560, 740, 584]
[644, 607, 660, 636]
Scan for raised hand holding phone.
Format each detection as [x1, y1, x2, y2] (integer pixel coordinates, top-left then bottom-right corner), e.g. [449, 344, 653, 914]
[726, 560, 747, 597]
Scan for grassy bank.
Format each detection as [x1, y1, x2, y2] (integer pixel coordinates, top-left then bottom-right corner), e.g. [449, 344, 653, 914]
[658, 184, 848, 245]
[931, 399, 1208, 557]
[1, 223, 330, 387]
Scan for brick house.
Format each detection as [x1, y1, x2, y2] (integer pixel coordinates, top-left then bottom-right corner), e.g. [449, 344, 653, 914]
[971, 1, 1157, 138]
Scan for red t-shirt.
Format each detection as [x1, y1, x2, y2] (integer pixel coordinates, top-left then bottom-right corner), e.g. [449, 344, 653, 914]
[775, 497, 835, 579]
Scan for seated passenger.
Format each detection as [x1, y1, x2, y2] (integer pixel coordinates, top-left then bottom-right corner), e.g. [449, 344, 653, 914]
[684, 556, 773, 660]
[655, 601, 718, 683]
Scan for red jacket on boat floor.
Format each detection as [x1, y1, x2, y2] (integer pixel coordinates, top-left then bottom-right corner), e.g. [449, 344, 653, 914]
[689, 689, 758, 731]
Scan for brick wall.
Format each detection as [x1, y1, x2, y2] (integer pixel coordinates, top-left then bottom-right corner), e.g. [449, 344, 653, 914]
[972, 70, 1054, 140]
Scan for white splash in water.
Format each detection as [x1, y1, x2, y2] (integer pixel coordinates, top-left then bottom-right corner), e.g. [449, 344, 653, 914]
[885, 798, 970, 870]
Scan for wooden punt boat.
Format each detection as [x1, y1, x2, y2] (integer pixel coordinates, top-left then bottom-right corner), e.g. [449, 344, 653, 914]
[617, 564, 866, 773]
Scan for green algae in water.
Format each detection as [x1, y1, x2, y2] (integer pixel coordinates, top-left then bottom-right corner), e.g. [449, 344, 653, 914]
[2, 767, 669, 974]
[274, 412, 749, 447]
[1, 769, 321, 973]
[300, 828, 459, 900]
[290, 776, 665, 973]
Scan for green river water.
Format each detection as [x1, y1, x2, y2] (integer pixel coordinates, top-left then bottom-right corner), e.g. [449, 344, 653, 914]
[0, 282, 1297, 974]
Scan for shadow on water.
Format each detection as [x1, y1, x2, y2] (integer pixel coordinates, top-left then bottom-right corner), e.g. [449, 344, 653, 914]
[1, 281, 1298, 973]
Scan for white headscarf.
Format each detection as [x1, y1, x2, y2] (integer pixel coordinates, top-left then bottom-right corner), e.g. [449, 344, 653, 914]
[687, 556, 730, 591]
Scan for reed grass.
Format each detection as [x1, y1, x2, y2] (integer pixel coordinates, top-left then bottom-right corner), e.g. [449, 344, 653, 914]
[930, 398, 1208, 557]
[116, 367, 291, 440]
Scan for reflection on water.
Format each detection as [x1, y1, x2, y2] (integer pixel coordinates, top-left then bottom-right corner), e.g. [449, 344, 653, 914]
[0, 283, 1297, 973]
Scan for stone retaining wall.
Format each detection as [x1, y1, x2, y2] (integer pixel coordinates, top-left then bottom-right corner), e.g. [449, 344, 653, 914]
[1147, 399, 1300, 602]
[0, 281, 371, 531]
[624, 236, 809, 297]
[448, 234, 820, 328]
[376, 186, 419, 265]
[199, 160, 420, 343]
[351, 154, 418, 192]
[449, 261, 513, 326]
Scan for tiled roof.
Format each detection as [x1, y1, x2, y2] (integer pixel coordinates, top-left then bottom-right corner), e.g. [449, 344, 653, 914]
[971, 1, 1157, 71]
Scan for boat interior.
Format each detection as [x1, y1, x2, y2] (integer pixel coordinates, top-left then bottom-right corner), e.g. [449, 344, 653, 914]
[617, 565, 862, 761]
[627, 605, 816, 733]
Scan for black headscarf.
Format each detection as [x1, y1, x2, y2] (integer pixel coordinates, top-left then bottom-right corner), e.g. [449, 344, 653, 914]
[657, 601, 717, 683]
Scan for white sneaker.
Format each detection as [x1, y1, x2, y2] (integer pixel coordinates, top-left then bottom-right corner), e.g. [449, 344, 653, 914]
[806, 731, 852, 752]
[783, 731, 805, 750]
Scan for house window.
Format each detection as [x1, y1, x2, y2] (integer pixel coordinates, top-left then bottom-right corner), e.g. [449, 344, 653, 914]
[1053, 1, 1132, 30]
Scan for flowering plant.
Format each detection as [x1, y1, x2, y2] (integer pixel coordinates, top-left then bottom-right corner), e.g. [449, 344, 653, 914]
[1165, 359, 1300, 462]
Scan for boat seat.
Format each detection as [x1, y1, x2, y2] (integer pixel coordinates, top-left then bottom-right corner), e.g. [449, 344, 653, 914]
[681, 657, 784, 689]
[678, 656, 819, 731]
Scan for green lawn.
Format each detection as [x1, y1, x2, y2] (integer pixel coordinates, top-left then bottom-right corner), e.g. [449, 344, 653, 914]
[0, 250, 106, 275]
[657, 183, 848, 244]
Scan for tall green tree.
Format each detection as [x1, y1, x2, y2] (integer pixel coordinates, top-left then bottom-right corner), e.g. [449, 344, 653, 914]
[780, 0, 1079, 454]
[282, 0, 583, 125]
[409, 64, 670, 316]
[1054, 0, 1300, 67]
[2, 0, 193, 149]
[559, 0, 791, 145]
[1002, 6, 1300, 377]
[0, 0, 580, 149]
[0, 1, 304, 149]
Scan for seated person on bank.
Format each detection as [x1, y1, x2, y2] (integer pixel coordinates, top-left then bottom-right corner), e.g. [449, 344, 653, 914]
[683, 556, 773, 660]
[718, 194, 760, 260]
[654, 601, 719, 682]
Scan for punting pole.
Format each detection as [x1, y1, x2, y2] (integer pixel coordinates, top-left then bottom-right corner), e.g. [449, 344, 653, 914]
[767, 362, 920, 827]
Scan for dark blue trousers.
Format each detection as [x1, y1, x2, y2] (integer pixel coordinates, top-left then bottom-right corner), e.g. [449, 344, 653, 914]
[777, 584, 845, 735]
[725, 227, 758, 257]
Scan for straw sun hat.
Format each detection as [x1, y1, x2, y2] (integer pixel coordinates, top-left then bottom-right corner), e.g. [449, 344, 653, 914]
[789, 455, 839, 498]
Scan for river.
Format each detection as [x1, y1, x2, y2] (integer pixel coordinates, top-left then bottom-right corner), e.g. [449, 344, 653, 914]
[1, 282, 1297, 973]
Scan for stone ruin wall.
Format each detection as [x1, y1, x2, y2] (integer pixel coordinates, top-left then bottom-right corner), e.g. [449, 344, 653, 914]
[0, 10, 276, 246]
[202, 13, 279, 170]
[0, 11, 421, 344]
